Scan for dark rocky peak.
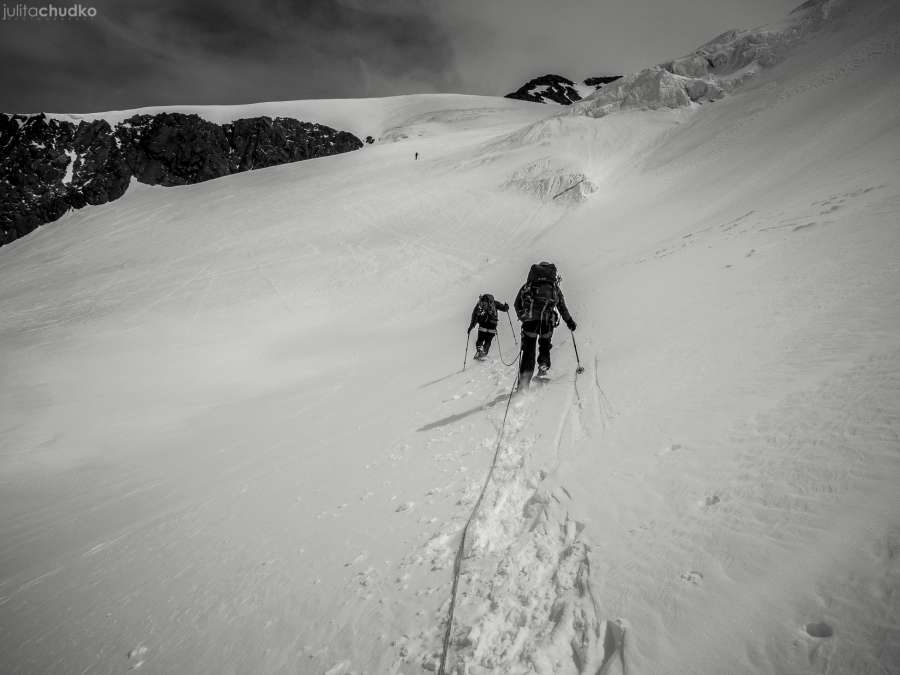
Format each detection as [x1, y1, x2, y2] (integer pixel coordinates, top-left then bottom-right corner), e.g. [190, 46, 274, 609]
[505, 74, 583, 105]
[583, 76, 622, 89]
[505, 74, 623, 105]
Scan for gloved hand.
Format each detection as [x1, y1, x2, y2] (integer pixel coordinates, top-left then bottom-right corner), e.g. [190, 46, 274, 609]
[567, 320, 577, 332]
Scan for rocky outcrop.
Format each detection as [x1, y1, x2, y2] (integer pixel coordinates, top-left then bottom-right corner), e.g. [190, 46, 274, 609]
[225, 116, 360, 171]
[0, 114, 131, 245]
[0, 112, 363, 247]
[114, 113, 233, 187]
[583, 76, 622, 90]
[505, 74, 584, 105]
[505, 74, 623, 105]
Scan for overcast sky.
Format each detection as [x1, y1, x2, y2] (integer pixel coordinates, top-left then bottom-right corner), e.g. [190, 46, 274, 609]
[1, 0, 799, 114]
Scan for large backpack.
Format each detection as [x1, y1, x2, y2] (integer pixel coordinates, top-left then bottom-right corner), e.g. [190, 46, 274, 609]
[475, 294, 498, 323]
[522, 262, 559, 322]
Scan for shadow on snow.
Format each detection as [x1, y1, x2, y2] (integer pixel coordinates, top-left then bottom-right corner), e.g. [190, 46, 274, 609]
[416, 392, 510, 432]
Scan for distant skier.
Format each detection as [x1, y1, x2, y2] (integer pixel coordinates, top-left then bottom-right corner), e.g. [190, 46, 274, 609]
[415, 152, 419, 160]
[468, 294, 510, 360]
[514, 262, 576, 387]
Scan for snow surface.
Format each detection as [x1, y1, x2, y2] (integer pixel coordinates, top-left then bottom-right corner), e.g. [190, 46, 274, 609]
[571, 0, 867, 119]
[40, 94, 544, 146]
[2, 0, 900, 673]
[573, 83, 599, 100]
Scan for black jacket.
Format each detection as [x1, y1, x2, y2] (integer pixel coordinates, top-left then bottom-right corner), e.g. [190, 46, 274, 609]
[468, 298, 509, 332]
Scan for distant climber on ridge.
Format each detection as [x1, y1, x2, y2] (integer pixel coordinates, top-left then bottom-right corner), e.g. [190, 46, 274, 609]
[514, 262, 576, 387]
[468, 294, 510, 360]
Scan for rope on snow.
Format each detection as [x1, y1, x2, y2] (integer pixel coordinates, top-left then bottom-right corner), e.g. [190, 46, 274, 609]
[436, 358, 520, 675]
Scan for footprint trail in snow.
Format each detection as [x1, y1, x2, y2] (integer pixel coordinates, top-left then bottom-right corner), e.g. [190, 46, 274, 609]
[395, 369, 625, 674]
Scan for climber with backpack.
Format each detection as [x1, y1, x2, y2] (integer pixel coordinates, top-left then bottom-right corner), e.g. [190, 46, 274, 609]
[514, 262, 577, 388]
[467, 293, 510, 360]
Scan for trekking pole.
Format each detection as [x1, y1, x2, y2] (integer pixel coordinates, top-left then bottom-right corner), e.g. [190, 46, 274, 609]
[571, 329, 585, 374]
[463, 331, 471, 371]
[506, 311, 518, 346]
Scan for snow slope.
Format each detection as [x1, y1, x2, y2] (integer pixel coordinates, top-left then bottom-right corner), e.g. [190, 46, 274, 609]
[2, 0, 900, 673]
[43, 94, 545, 146]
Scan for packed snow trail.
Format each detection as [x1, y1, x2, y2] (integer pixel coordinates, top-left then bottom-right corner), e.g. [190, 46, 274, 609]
[438, 326, 589, 675]
[434, 361, 518, 675]
[396, 351, 626, 675]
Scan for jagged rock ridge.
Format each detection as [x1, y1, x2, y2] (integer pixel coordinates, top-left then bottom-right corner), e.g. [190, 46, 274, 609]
[505, 74, 622, 105]
[0, 112, 363, 247]
[583, 76, 623, 90]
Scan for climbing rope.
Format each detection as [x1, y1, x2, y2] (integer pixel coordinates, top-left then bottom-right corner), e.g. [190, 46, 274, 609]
[496, 319, 521, 368]
[506, 311, 518, 347]
[437, 355, 521, 675]
[436, 182, 583, 671]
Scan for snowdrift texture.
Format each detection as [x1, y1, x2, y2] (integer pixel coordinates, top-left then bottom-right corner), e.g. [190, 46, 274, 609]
[2, 0, 899, 673]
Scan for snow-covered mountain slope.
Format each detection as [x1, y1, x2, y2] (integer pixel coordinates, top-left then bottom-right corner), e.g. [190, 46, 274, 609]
[571, 0, 871, 118]
[2, 0, 899, 673]
[47, 93, 545, 146]
[2, 95, 543, 248]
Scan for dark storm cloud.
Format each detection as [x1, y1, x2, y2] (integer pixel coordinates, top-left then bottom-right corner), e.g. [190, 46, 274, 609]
[0, 0, 800, 114]
[0, 0, 461, 113]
